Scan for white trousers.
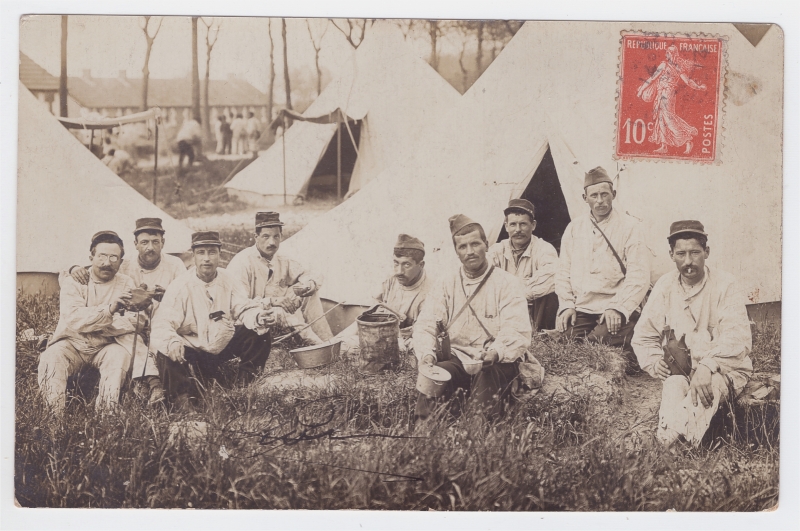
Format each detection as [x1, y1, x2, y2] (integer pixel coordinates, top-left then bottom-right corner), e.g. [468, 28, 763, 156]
[38, 339, 132, 413]
[657, 372, 742, 446]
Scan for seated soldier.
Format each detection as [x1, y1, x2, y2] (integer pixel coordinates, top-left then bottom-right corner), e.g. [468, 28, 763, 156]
[488, 198, 559, 331]
[413, 214, 532, 422]
[226, 212, 333, 345]
[632, 221, 753, 447]
[66, 217, 187, 404]
[38, 231, 140, 413]
[556, 167, 650, 373]
[151, 231, 273, 410]
[336, 234, 432, 363]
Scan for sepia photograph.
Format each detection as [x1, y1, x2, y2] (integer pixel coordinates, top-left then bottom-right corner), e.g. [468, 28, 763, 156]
[3, 2, 797, 528]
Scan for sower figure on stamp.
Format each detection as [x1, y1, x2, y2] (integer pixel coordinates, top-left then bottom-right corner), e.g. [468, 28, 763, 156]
[488, 198, 559, 331]
[151, 232, 273, 411]
[632, 221, 753, 447]
[226, 212, 333, 346]
[66, 218, 187, 405]
[413, 215, 532, 422]
[38, 231, 140, 414]
[555, 167, 650, 374]
[336, 234, 432, 364]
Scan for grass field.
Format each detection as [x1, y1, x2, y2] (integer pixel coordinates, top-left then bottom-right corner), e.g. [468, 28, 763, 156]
[14, 293, 780, 510]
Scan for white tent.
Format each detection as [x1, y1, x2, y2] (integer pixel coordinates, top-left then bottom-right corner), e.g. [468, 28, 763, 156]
[280, 22, 783, 313]
[17, 84, 194, 294]
[224, 21, 461, 206]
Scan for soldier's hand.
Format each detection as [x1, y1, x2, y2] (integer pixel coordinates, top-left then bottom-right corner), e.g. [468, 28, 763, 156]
[152, 285, 166, 302]
[167, 341, 186, 364]
[273, 296, 301, 315]
[108, 291, 132, 314]
[292, 281, 316, 298]
[257, 308, 276, 327]
[690, 365, 714, 408]
[420, 354, 437, 367]
[481, 349, 499, 366]
[654, 359, 671, 380]
[556, 309, 577, 333]
[599, 309, 623, 335]
[70, 265, 90, 285]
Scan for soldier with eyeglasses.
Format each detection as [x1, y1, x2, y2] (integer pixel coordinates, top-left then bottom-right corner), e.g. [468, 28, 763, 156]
[38, 231, 140, 414]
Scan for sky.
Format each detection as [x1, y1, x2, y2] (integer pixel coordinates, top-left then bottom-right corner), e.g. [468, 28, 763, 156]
[18, 16, 452, 96]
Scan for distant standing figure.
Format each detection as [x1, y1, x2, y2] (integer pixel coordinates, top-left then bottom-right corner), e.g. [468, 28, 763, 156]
[220, 116, 233, 155]
[246, 111, 261, 154]
[214, 115, 225, 154]
[176, 117, 203, 170]
[231, 113, 247, 155]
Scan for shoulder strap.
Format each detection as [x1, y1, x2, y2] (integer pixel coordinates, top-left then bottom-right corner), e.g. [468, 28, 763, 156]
[589, 216, 627, 276]
[447, 266, 495, 331]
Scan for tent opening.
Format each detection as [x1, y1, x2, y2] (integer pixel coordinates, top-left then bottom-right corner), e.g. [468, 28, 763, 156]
[305, 120, 362, 200]
[497, 146, 572, 253]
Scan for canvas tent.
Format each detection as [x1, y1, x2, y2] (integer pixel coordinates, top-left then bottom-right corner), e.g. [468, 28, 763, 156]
[224, 21, 461, 206]
[17, 84, 194, 295]
[280, 22, 783, 320]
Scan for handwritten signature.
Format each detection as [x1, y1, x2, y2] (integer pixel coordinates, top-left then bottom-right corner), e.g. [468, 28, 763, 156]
[221, 395, 424, 482]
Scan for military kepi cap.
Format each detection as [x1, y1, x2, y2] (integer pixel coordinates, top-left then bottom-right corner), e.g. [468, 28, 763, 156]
[394, 234, 425, 252]
[134, 217, 165, 235]
[668, 220, 707, 240]
[504, 198, 535, 219]
[255, 211, 284, 229]
[449, 214, 481, 237]
[191, 231, 222, 248]
[90, 230, 124, 251]
[584, 166, 613, 189]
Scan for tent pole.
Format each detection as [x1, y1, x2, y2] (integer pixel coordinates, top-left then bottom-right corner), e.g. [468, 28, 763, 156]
[337, 116, 342, 202]
[90, 129, 94, 155]
[152, 122, 159, 204]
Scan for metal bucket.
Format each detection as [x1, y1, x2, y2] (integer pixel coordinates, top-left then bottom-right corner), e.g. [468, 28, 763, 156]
[356, 311, 400, 373]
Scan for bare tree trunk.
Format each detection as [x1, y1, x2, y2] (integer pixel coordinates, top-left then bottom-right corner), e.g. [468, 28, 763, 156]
[201, 19, 220, 143]
[476, 21, 484, 73]
[306, 20, 327, 97]
[59, 15, 68, 117]
[142, 44, 151, 111]
[203, 50, 211, 142]
[267, 20, 275, 124]
[282, 19, 293, 125]
[429, 20, 439, 70]
[191, 17, 201, 123]
[140, 16, 162, 112]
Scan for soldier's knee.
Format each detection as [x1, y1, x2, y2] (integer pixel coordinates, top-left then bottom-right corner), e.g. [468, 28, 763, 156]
[662, 374, 690, 396]
[102, 344, 132, 372]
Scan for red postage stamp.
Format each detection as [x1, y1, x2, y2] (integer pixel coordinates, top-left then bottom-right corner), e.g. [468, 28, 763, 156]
[615, 32, 726, 163]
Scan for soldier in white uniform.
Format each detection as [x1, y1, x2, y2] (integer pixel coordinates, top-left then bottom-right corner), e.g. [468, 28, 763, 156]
[414, 215, 532, 421]
[336, 234, 432, 365]
[39, 231, 139, 413]
[226, 212, 333, 346]
[633, 221, 753, 447]
[67, 218, 187, 404]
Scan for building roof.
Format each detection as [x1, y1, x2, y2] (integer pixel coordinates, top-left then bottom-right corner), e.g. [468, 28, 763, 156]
[67, 74, 268, 109]
[19, 52, 59, 92]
